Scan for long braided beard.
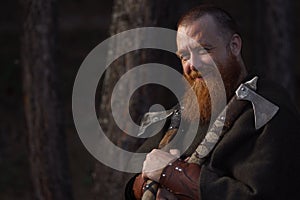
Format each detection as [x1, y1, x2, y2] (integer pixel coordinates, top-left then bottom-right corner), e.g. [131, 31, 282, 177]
[182, 71, 226, 125]
[181, 54, 242, 125]
[181, 71, 212, 125]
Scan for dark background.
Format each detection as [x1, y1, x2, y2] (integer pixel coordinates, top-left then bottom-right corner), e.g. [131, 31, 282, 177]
[1, 0, 299, 199]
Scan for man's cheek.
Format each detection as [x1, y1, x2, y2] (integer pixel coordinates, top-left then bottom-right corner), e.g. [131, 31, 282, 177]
[196, 56, 216, 75]
[199, 55, 215, 66]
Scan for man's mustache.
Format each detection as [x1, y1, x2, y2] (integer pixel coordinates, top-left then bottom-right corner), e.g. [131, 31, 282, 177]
[190, 70, 202, 79]
[187, 67, 215, 81]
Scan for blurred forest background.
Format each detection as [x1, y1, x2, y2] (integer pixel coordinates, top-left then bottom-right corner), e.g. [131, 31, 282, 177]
[1, 0, 299, 199]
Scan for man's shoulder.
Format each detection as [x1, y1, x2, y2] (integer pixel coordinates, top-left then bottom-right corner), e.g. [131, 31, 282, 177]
[233, 78, 300, 139]
[257, 79, 300, 118]
[223, 78, 300, 143]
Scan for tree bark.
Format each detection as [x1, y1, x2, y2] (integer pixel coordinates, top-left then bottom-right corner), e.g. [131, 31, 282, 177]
[21, 0, 73, 199]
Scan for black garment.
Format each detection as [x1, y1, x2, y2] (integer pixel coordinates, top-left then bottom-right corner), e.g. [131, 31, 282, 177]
[125, 80, 300, 200]
[200, 81, 300, 200]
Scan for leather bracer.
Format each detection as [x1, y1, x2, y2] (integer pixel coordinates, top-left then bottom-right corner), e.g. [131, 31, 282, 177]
[159, 159, 201, 200]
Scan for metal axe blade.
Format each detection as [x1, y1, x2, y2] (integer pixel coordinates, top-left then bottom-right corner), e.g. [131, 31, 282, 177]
[236, 77, 279, 130]
[248, 90, 279, 129]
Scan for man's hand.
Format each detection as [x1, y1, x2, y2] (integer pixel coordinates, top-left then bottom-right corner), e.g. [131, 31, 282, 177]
[142, 149, 179, 182]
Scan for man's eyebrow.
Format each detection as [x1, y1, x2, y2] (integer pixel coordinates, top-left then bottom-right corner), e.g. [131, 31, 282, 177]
[176, 50, 186, 56]
[176, 42, 214, 56]
[196, 41, 213, 48]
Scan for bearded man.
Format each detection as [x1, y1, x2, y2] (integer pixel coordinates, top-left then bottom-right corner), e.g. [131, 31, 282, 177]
[125, 5, 300, 200]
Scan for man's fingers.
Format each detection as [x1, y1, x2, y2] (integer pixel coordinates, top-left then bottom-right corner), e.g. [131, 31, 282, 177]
[142, 149, 179, 182]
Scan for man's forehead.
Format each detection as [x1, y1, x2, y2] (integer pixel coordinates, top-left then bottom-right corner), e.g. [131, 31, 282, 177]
[176, 15, 222, 49]
[176, 29, 210, 51]
[176, 35, 205, 53]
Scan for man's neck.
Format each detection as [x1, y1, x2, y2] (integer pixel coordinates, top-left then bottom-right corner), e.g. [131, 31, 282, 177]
[235, 60, 248, 90]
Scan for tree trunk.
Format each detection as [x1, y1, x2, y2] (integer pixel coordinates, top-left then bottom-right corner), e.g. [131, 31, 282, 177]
[92, 0, 199, 199]
[21, 0, 73, 199]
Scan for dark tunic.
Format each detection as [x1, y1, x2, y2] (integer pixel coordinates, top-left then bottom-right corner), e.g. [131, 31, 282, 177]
[125, 80, 300, 200]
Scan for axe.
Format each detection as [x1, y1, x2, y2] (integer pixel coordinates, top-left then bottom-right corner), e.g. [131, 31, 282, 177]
[235, 77, 279, 129]
[141, 76, 279, 199]
[189, 76, 279, 164]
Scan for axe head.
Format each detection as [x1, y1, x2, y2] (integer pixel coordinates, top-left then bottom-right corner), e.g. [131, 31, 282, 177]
[236, 77, 279, 130]
[250, 93, 279, 129]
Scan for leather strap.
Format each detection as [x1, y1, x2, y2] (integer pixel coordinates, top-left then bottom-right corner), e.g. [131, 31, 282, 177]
[159, 159, 201, 200]
[133, 174, 147, 200]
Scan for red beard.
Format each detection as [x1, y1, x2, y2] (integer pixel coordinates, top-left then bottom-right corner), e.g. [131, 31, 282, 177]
[181, 53, 242, 124]
[181, 74, 212, 124]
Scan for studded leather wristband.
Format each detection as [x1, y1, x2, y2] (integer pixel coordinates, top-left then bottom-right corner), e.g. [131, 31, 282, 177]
[159, 159, 201, 200]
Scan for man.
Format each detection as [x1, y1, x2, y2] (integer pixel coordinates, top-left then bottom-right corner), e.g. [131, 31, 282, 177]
[125, 5, 300, 200]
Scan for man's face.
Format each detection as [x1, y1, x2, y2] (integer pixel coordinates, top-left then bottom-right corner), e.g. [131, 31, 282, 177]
[177, 14, 242, 123]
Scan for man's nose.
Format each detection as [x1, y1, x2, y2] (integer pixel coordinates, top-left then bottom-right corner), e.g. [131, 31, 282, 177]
[184, 54, 201, 74]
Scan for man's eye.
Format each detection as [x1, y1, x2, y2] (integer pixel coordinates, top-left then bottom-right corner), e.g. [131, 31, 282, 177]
[180, 54, 190, 62]
[197, 48, 210, 55]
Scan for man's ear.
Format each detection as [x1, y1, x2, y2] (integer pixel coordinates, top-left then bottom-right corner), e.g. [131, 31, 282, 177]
[229, 34, 242, 56]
